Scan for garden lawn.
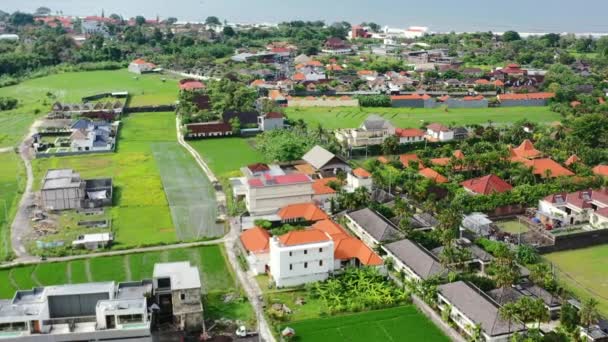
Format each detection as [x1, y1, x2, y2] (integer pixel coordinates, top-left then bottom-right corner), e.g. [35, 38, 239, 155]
[495, 220, 529, 234]
[286, 305, 448, 342]
[189, 137, 264, 177]
[0, 151, 25, 260]
[0, 69, 178, 147]
[285, 106, 561, 130]
[545, 245, 608, 315]
[31, 113, 177, 249]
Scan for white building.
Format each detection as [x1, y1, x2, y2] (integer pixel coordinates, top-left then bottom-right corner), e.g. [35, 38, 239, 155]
[395, 128, 426, 144]
[426, 123, 454, 142]
[230, 165, 314, 215]
[335, 115, 396, 147]
[345, 208, 402, 248]
[72, 233, 113, 250]
[345, 168, 373, 193]
[537, 189, 608, 229]
[128, 58, 158, 74]
[269, 230, 335, 287]
[258, 112, 284, 131]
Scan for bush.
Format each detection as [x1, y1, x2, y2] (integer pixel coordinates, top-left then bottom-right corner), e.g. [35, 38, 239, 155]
[0, 97, 18, 111]
[356, 94, 391, 107]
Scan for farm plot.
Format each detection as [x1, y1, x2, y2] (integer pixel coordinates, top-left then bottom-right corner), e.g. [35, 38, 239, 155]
[286, 305, 449, 342]
[189, 137, 264, 178]
[152, 142, 224, 239]
[0, 152, 25, 261]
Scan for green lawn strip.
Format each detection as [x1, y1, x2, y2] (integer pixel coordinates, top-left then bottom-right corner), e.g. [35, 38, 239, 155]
[33, 262, 68, 286]
[287, 306, 449, 342]
[198, 245, 238, 293]
[0, 152, 26, 260]
[89, 255, 126, 282]
[129, 250, 163, 281]
[495, 220, 529, 234]
[204, 292, 255, 323]
[9, 265, 38, 289]
[151, 142, 223, 239]
[189, 137, 264, 178]
[285, 106, 561, 130]
[545, 245, 608, 315]
[0, 269, 16, 298]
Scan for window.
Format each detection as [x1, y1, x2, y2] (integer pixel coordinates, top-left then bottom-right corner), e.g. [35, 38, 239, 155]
[319, 248, 323, 253]
[180, 293, 185, 300]
[304, 262, 308, 268]
[304, 249, 308, 255]
[289, 264, 292, 270]
[289, 251, 292, 257]
[319, 260, 323, 266]
[117, 314, 143, 324]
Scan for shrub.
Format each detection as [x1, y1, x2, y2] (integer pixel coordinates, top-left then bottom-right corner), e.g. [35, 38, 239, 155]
[0, 97, 18, 111]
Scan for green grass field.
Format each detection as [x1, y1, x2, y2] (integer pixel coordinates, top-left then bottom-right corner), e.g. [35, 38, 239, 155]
[0, 69, 178, 147]
[152, 142, 224, 239]
[545, 245, 608, 316]
[189, 137, 265, 177]
[285, 106, 562, 130]
[0, 245, 252, 321]
[286, 305, 448, 342]
[0, 152, 25, 260]
[31, 113, 177, 249]
[495, 220, 529, 234]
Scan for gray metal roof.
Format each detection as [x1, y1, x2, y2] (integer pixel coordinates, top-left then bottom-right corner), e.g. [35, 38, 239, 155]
[302, 145, 346, 170]
[385, 239, 447, 279]
[347, 208, 402, 242]
[153, 262, 201, 290]
[361, 115, 394, 130]
[439, 281, 526, 337]
[42, 169, 83, 190]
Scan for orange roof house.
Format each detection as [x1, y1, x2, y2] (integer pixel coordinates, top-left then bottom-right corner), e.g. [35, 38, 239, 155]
[593, 165, 608, 177]
[312, 220, 382, 266]
[511, 139, 542, 159]
[240, 227, 271, 254]
[521, 159, 575, 178]
[353, 168, 372, 178]
[377, 156, 390, 164]
[565, 155, 581, 167]
[277, 203, 330, 222]
[475, 79, 490, 85]
[395, 128, 426, 138]
[278, 229, 331, 246]
[498, 92, 555, 101]
[418, 168, 449, 183]
[400, 154, 423, 168]
[312, 178, 338, 196]
[431, 150, 465, 166]
[461, 175, 513, 195]
[293, 72, 306, 81]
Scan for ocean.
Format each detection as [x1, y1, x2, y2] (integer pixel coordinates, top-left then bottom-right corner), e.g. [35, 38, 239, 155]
[2, 0, 608, 34]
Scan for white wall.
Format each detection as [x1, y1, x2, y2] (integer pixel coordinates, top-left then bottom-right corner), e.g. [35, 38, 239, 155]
[247, 182, 314, 215]
[269, 237, 334, 287]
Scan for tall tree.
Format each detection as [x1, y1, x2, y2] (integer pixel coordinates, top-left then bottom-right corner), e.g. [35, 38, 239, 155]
[580, 298, 600, 329]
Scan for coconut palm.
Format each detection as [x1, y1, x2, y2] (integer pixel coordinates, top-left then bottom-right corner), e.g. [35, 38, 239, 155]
[499, 302, 519, 333]
[580, 298, 600, 329]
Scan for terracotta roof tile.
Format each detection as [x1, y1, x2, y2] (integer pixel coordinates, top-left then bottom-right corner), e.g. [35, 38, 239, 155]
[499, 92, 555, 101]
[565, 155, 581, 166]
[312, 178, 338, 195]
[521, 159, 574, 178]
[278, 229, 330, 246]
[400, 154, 422, 168]
[593, 165, 608, 177]
[240, 227, 270, 253]
[419, 168, 449, 183]
[353, 168, 372, 178]
[312, 220, 382, 265]
[277, 203, 329, 222]
[461, 174, 513, 195]
[395, 128, 425, 138]
[512, 139, 542, 159]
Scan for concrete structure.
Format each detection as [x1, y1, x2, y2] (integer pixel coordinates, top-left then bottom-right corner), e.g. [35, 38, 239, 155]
[335, 115, 396, 147]
[438, 281, 526, 342]
[391, 94, 436, 108]
[537, 189, 608, 229]
[345, 208, 402, 247]
[497, 92, 555, 107]
[383, 239, 447, 281]
[153, 262, 203, 331]
[41, 169, 112, 211]
[487, 282, 562, 319]
[230, 166, 315, 215]
[345, 168, 373, 192]
[287, 96, 359, 107]
[258, 112, 284, 131]
[72, 233, 113, 250]
[443, 95, 489, 108]
[426, 123, 454, 142]
[69, 119, 116, 152]
[0, 261, 203, 341]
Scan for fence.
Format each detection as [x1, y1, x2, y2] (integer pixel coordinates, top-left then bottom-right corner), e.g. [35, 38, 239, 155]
[411, 295, 467, 342]
[125, 105, 176, 113]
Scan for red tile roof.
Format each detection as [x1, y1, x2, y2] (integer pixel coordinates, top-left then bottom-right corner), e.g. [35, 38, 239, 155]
[512, 139, 542, 159]
[353, 168, 372, 178]
[430, 150, 465, 166]
[279, 229, 331, 246]
[179, 79, 205, 91]
[395, 128, 425, 138]
[247, 163, 270, 173]
[264, 112, 284, 119]
[571, 101, 582, 108]
[293, 73, 306, 81]
[240, 227, 271, 253]
[461, 174, 513, 195]
[312, 178, 338, 195]
[400, 154, 422, 168]
[463, 95, 485, 101]
[277, 203, 329, 222]
[475, 79, 490, 85]
[327, 64, 343, 71]
[494, 80, 505, 86]
[593, 165, 608, 177]
[312, 220, 382, 265]
[419, 168, 449, 183]
[251, 79, 266, 86]
[391, 94, 431, 100]
[427, 123, 450, 132]
[357, 70, 375, 76]
[521, 159, 574, 178]
[248, 173, 312, 187]
[377, 156, 390, 164]
[565, 155, 581, 166]
[499, 92, 555, 101]
[186, 122, 232, 134]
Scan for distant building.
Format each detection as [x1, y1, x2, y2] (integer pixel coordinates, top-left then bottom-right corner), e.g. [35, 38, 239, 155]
[426, 123, 454, 142]
[128, 58, 158, 74]
[0, 34, 19, 41]
[321, 37, 352, 55]
[345, 208, 402, 247]
[258, 112, 284, 131]
[185, 122, 233, 139]
[537, 188, 608, 229]
[335, 115, 396, 147]
[302, 145, 351, 175]
[497, 92, 555, 107]
[345, 168, 373, 192]
[395, 128, 426, 144]
[461, 175, 513, 195]
[72, 232, 113, 250]
[383, 239, 447, 281]
[391, 94, 436, 108]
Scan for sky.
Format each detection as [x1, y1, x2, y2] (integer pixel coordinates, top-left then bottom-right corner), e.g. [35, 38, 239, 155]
[2, 0, 608, 33]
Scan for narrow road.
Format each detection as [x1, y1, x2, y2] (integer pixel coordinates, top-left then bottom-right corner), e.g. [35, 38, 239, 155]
[176, 117, 274, 342]
[10, 120, 40, 263]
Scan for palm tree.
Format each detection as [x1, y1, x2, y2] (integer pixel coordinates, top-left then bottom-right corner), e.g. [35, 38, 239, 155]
[467, 323, 483, 342]
[499, 302, 519, 333]
[580, 298, 600, 329]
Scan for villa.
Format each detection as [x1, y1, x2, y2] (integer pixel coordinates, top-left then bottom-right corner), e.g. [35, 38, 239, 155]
[335, 115, 396, 147]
